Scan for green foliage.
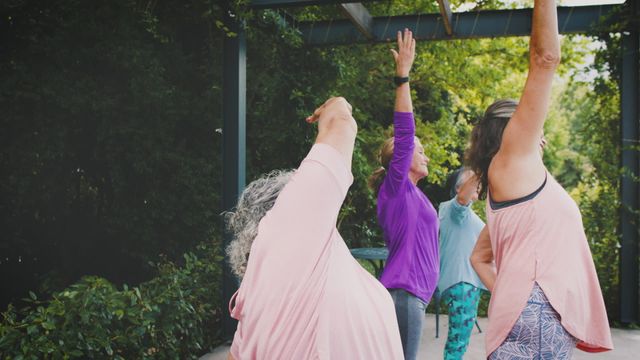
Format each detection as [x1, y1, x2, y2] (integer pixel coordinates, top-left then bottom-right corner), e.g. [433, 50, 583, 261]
[568, 58, 623, 320]
[534, 31, 624, 321]
[1, 0, 227, 301]
[0, 243, 223, 359]
[571, 179, 620, 319]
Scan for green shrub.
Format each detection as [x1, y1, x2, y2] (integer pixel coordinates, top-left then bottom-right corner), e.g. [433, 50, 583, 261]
[571, 178, 621, 322]
[0, 243, 223, 359]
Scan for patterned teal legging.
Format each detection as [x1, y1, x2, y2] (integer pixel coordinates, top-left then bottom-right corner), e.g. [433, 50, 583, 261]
[442, 282, 481, 360]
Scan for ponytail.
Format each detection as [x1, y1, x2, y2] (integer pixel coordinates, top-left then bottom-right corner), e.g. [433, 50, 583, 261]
[369, 137, 395, 195]
[368, 167, 386, 194]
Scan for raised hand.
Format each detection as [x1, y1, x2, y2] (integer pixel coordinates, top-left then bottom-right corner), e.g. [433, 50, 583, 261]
[306, 96, 357, 168]
[390, 28, 416, 77]
[305, 96, 353, 125]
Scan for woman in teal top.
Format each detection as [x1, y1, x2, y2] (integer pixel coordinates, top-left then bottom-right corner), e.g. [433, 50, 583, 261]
[438, 168, 486, 360]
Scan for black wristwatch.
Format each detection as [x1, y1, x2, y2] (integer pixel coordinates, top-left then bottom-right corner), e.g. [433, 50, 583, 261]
[394, 76, 410, 86]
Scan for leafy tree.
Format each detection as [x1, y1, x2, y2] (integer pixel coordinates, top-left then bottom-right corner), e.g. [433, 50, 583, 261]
[0, 0, 226, 306]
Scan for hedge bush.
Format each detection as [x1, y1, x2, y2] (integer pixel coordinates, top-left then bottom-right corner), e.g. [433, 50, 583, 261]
[0, 243, 224, 359]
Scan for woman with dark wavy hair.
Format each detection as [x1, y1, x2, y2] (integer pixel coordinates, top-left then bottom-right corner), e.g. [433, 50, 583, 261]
[466, 0, 612, 358]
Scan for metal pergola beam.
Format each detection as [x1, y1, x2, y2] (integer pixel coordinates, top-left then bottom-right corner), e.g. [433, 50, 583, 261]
[340, 3, 374, 40]
[436, 0, 453, 36]
[298, 5, 617, 45]
[619, 0, 639, 325]
[250, 0, 374, 9]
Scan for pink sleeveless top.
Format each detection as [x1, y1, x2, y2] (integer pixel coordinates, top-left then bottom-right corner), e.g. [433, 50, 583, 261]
[485, 173, 613, 356]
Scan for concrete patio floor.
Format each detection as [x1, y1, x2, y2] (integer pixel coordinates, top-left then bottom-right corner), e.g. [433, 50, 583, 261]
[202, 314, 639, 359]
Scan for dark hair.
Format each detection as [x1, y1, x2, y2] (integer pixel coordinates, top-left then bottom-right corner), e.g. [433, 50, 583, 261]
[464, 99, 518, 199]
[368, 137, 395, 194]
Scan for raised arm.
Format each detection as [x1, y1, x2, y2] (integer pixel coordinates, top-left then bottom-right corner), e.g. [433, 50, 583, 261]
[306, 97, 357, 168]
[456, 171, 480, 206]
[384, 29, 417, 193]
[446, 172, 480, 224]
[470, 226, 495, 292]
[392, 28, 415, 113]
[501, 0, 559, 156]
[491, 0, 559, 198]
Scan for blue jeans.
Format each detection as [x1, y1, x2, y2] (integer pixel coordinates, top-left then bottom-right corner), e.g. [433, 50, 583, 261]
[389, 289, 427, 360]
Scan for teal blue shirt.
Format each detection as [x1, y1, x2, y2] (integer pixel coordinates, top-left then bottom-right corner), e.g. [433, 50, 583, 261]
[437, 197, 486, 293]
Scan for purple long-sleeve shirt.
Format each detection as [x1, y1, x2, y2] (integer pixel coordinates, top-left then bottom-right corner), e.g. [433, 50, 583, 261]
[377, 112, 439, 303]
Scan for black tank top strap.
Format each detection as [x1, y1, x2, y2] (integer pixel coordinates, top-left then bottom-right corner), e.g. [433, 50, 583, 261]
[489, 174, 548, 210]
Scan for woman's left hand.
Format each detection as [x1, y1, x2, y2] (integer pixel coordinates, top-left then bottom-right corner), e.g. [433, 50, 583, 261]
[391, 28, 416, 77]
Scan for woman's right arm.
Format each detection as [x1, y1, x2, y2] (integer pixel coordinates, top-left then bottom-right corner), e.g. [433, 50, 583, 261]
[470, 226, 496, 292]
[307, 96, 357, 168]
[456, 172, 479, 206]
[493, 0, 560, 188]
[385, 29, 416, 193]
[449, 173, 480, 224]
[502, 0, 559, 155]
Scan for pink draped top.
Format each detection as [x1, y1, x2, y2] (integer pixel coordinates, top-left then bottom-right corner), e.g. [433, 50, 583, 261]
[229, 143, 403, 360]
[485, 173, 613, 356]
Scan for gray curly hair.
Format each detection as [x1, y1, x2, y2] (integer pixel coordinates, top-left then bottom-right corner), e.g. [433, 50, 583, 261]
[225, 169, 295, 280]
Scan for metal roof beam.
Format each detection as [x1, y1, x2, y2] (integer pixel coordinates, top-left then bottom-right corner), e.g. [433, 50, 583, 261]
[250, 0, 374, 9]
[298, 5, 618, 45]
[436, 0, 453, 36]
[339, 3, 374, 40]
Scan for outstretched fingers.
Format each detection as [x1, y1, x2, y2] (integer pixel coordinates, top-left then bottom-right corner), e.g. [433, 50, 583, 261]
[306, 97, 351, 124]
[404, 28, 411, 50]
[403, 29, 415, 58]
[393, 28, 415, 76]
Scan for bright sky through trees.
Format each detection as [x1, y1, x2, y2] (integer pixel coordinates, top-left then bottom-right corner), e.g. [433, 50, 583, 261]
[562, 0, 624, 5]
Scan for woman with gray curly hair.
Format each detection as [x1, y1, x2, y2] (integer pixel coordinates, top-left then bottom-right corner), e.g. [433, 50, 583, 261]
[225, 97, 403, 360]
[225, 169, 294, 280]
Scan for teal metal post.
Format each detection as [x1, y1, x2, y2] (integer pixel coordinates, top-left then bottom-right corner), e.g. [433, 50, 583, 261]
[620, 0, 639, 324]
[222, 9, 246, 339]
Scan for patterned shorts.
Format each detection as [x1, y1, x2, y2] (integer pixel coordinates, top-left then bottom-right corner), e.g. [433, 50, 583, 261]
[489, 283, 578, 360]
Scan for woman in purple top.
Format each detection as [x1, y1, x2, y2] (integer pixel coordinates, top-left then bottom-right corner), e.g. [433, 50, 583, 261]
[368, 29, 439, 360]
